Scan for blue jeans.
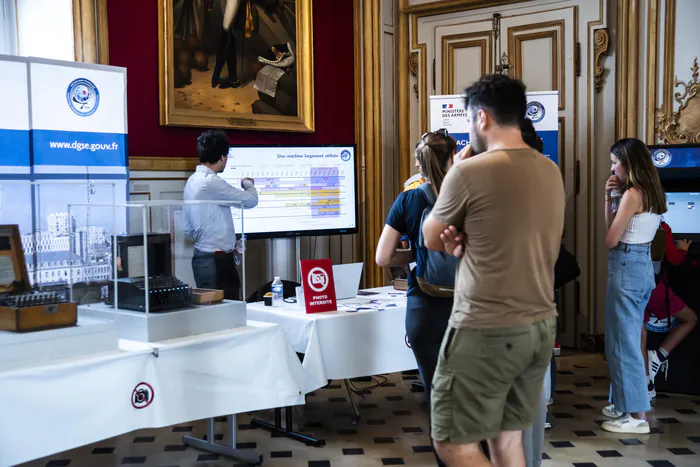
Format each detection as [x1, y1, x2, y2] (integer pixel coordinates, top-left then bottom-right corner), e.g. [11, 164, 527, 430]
[605, 243, 654, 414]
[406, 293, 452, 467]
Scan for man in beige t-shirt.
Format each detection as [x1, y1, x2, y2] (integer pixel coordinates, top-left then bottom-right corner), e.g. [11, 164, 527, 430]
[422, 74, 565, 467]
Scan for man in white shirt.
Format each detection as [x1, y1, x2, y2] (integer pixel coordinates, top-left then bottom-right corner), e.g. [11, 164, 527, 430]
[184, 130, 258, 300]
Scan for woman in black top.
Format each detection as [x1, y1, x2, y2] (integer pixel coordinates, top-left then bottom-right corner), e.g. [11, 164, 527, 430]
[376, 130, 457, 467]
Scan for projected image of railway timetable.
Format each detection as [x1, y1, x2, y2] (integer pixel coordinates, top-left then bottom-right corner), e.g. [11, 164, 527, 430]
[221, 146, 358, 238]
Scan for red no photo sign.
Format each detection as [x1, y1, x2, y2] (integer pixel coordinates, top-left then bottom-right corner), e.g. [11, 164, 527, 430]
[300, 259, 337, 313]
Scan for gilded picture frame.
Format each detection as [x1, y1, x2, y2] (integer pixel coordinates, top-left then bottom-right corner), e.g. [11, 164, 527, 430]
[158, 0, 315, 132]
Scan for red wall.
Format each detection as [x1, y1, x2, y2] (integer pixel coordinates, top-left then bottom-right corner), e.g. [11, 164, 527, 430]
[107, 0, 355, 158]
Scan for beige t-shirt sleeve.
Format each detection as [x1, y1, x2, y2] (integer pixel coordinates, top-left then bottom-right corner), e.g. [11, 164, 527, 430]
[430, 165, 468, 228]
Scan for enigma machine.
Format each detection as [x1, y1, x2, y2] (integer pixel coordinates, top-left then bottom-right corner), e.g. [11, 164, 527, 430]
[0, 225, 77, 332]
[106, 233, 192, 313]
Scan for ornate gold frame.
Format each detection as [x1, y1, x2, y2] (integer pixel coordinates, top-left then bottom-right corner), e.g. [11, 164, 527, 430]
[658, 58, 700, 144]
[157, 0, 315, 133]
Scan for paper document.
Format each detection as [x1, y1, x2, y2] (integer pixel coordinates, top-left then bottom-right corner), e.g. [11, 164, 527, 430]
[0, 256, 16, 286]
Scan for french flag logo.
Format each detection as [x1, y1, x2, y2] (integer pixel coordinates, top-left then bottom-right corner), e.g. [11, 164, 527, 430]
[442, 104, 453, 109]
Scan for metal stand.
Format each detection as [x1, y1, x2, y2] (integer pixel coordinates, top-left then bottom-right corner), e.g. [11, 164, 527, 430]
[344, 379, 361, 425]
[251, 407, 326, 447]
[183, 415, 262, 465]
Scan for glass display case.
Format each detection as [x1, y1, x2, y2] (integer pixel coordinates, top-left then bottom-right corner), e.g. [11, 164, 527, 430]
[0, 181, 120, 370]
[75, 199, 249, 342]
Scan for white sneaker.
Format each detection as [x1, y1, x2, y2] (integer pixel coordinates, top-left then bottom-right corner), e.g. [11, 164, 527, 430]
[601, 414, 650, 434]
[648, 350, 669, 383]
[547, 398, 554, 406]
[602, 404, 623, 419]
[544, 421, 552, 429]
[649, 384, 657, 404]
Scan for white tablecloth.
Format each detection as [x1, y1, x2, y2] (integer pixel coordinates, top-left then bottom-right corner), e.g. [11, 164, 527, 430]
[0, 348, 154, 467]
[0, 321, 304, 467]
[121, 321, 305, 427]
[247, 287, 418, 393]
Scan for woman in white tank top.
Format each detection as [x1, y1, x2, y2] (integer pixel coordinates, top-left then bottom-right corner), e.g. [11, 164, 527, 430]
[601, 138, 667, 435]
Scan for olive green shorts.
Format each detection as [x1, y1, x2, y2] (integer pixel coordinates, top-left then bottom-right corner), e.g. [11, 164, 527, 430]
[431, 317, 556, 445]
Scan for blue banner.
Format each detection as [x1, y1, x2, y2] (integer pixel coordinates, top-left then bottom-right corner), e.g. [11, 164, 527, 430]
[539, 130, 559, 166]
[0, 129, 31, 167]
[32, 130, 127, 167]
[445, 130, 558, 165]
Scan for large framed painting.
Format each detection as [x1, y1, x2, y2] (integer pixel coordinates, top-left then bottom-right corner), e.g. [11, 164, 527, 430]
[158, 0, 314, 132]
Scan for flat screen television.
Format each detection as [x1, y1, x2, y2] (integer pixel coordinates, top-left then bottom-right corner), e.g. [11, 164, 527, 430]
[220, 145, 358, 239]
[651, 145, 700, 242]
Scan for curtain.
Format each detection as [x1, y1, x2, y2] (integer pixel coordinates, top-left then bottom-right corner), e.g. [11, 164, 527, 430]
[0, 0, 18, 55]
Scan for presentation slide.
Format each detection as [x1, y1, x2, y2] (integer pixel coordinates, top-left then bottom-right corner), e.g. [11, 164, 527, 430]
[665, 192, 700, 234]
[221, 146, 358, 238]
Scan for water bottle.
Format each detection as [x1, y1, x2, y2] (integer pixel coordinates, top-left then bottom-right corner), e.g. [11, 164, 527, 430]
[271, 277, 283, 307]
[610, 187, 623, 214]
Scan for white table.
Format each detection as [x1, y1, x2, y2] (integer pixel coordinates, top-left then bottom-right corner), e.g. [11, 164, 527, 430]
[246, 287, 418, 393]
[0, 321, 305, 466]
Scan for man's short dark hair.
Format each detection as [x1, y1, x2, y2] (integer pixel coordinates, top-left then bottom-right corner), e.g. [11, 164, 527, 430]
[197, 130, 230, 164]
[464, 74, 527, 126]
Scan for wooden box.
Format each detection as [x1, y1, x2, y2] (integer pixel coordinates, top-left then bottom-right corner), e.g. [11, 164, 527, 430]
[0, 225, 78, 332]
[0, 302, 78, 332]
[191, 288, 225, 305]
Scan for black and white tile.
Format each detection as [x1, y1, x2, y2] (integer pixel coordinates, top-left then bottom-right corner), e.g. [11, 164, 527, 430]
[21, 355, 700, 467]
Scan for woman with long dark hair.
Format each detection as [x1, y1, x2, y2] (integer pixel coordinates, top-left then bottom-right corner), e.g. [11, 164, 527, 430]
[601, 138, 667, 434]
[376, 130, 457, 467]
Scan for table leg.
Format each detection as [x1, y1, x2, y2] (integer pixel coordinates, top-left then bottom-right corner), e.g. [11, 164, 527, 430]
[183, 415, 262, 465]
[343, 379, 361, 425]
[251, 407, 326, 447]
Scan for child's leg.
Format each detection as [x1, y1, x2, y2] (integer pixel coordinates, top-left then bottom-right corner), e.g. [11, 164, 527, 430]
[659, 307, 698, 355]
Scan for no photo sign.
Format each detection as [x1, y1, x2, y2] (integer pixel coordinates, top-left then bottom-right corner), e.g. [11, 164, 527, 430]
[300, 259, 337, 313]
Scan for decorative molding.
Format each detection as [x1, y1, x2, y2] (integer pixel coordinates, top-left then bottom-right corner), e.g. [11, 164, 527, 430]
[397, 4, 412, 187]
[72, 0, 109, 64]
[354, 0, 384, 288]
[593, 28, 609, 93]
[658, 58, 700, 144]
[96, 0, 109, 64]
[586, 1, 605, 337]
[409, 51, 419, 99]
[129, 157, 198, 172]
[441, 31, 490, 94]
[508, 20, 565, 110]
[615, 0, 640, 139]
[645, 1, 659, 142]
[662, 0, 677, 132]
[402, 0, 524, 15]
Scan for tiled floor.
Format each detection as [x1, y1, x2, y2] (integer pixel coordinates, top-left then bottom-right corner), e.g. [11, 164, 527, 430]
[22, 354, 700, 467]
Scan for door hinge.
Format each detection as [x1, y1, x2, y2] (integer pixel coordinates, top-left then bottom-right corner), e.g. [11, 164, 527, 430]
[575, 42, 581, 77]
[575, 160, 581, 195]
[432, 59, 436, 91]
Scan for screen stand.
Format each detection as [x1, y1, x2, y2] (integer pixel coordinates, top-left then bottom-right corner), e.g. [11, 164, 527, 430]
[183, 415, 262, 464]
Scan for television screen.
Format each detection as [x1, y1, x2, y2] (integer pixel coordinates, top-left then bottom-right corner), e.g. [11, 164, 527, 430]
[664, 192, 700, 235]
[650, 144, 700, 169]
[221, 145, 358, 238]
